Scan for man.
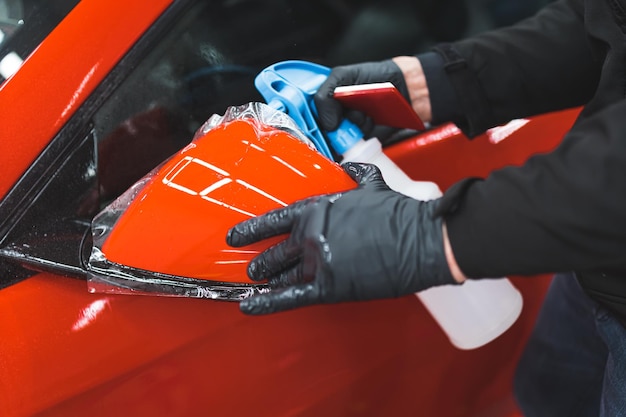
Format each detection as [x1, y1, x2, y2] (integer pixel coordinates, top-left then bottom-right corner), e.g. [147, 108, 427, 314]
[226, 0, 626, 414]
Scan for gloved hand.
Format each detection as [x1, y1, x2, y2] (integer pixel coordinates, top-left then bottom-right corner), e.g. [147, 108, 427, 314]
[226, 162, 456, 315]
[314, 60, 411, 134]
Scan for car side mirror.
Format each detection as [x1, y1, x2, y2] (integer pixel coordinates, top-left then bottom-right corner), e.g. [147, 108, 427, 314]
[86, 103, 356, 300]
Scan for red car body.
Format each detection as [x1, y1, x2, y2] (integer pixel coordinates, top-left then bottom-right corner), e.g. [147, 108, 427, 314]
[0, 1, 580, 416]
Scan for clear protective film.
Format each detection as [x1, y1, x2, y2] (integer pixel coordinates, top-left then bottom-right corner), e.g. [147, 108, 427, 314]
[85, 102, 319, 300]
[195, 101, 315, 147]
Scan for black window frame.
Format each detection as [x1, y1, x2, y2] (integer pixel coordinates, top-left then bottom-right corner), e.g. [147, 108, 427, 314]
[0, 0, 195, 287]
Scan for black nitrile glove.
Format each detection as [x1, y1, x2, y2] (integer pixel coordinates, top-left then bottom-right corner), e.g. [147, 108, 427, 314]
[226, 162, 456, 315]
[314, 60, 411, 134]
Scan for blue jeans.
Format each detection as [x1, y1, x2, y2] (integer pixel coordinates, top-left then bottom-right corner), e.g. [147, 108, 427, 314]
[513, 273, 626, 416]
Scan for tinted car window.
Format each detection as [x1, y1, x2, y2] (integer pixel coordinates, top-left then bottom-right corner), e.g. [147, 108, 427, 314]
[90, 0, 473, 208]
[93, 1, 342, 208]
[0, 0, 79, 82]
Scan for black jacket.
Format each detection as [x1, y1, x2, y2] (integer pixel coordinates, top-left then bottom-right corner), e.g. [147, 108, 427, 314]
[420, 0, 626, 321]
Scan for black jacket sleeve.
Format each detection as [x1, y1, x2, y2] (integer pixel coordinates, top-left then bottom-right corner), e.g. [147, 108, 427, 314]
[443, 100, 626, 278]
[421, 0, 626, 278]
[426, 0, 601, 137]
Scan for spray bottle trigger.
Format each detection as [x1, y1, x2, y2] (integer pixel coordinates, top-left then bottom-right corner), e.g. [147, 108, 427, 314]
[325, 119, 364, 155]
[255, 61, 334, 159]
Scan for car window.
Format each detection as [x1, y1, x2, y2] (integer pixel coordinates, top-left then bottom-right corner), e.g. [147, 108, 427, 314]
[92, 1, 347, 209]
[0, 0, 79, 82]
[90, 0, 473, 208]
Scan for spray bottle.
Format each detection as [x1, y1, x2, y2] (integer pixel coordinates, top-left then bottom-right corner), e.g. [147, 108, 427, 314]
[255, 61, 522, 350]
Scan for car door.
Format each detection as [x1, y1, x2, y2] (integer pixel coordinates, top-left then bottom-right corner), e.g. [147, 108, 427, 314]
[0, 0, 576, 416]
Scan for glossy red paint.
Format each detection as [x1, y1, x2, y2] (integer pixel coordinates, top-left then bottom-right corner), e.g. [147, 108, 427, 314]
[385, 108, 582, 190]
[0, 0, 174, 199]
[0, 108, 579, 417]
[100, 119, 356, 283]
[1, 273, 550, 417]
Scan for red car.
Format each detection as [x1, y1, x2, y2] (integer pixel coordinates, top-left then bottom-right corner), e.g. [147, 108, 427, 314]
[0, 1, 579, 416]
